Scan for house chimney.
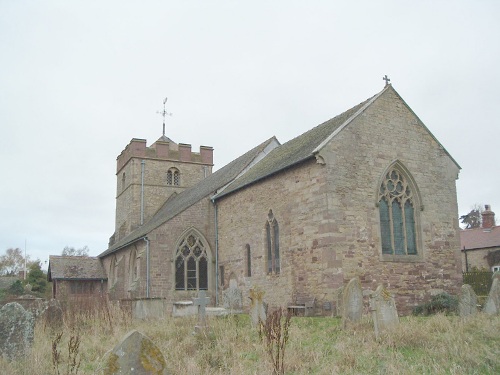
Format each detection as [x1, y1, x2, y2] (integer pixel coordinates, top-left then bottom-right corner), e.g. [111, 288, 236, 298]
[482, 205, 495, 229]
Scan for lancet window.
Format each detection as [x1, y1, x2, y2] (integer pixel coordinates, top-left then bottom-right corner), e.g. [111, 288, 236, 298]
[266, 210, 280, 274]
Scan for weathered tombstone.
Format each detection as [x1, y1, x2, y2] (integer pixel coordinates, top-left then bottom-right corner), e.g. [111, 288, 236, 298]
[102, 330, 168, 374]
[0, 302, 34, 360]
[222, 280, 243, 313]
[483, 277, 500, 315]
[249, 288, 266, 327]
[193, 290, 210, 331]
[341, 277, 363, 328]
[15, 294, 46, 320]
[369, 285, 399, 339]
[458, 284, 478, 317]
[43, 299, 64, 329]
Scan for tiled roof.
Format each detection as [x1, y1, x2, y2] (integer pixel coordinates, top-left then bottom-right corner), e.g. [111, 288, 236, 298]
[213, 93, 380, 199]
[214, 84, 460, 199]
[48, 256, 107, 281]
[460, 226, 500, 250]
[99, 137, 278, 257]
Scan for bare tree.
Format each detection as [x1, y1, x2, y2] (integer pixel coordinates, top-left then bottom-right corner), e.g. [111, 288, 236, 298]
[62, 246, 89, 257]
[0, 248, 28, 276]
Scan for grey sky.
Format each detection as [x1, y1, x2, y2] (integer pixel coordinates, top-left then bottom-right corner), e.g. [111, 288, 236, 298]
[1, 1, 499, 266]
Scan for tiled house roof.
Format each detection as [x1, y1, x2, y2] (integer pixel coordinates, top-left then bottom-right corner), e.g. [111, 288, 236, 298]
[460, 226, 500, 250]
[48, 256, 107, 281]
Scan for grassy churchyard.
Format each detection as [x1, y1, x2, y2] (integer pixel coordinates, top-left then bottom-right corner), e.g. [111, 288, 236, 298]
[0, 304, 499, 374]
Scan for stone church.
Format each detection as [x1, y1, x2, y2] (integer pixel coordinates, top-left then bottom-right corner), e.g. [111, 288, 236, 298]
[98, 84, 463, 315]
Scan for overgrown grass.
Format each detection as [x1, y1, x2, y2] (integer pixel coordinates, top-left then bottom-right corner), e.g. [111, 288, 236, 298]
[1, 301, 499, 374]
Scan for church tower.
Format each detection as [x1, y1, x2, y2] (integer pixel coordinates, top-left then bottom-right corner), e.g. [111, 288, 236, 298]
[110, 135, 213, 245]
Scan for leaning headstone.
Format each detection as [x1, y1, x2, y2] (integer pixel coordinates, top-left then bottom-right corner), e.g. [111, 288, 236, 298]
[458, 284, 478, 317]
[222, 280, 243, 313]
[341, 277, 363, 328]
[193, 290, 210, 332]
[249, 288, 266, 327]
[102, 330, 168, 374]
[483, 277, 500, 315]
[0, 302, 34, 360]
[369, 285, 399, 339]
[43, 299, 64, 329]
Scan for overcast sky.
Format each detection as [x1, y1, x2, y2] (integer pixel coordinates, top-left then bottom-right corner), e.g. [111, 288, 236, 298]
[1, 1, 499, 267]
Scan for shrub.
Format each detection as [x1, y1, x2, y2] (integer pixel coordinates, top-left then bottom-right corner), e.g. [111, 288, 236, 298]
[8, 280, 24, 296]
[412, 293, 458, 316]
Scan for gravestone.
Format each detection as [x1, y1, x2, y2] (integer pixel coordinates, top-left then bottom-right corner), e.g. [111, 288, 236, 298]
[193, 290, 210, 331]
[458, 284, 478, 317]
[222, 280, 243, 313]
[0, 302, 34, 360]
[249, 288, 266, 327]
[341, 277, 363, 328]
[102, 330, 168, 374]
[15, 295, 46, 320]
[369, 285, 399, 339]
[483, 277, 500, 315]
[43, 299, 64, 329]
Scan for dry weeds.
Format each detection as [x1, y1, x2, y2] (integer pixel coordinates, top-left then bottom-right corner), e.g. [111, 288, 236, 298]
[0, 300, 499, 374]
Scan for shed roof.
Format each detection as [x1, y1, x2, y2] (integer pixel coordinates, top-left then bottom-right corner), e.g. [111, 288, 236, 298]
[48, 256, 107, 281]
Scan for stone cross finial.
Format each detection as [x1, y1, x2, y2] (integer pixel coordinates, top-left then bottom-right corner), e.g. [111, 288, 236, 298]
[193, 290, 210, 327]
[383, 75, 391, 86]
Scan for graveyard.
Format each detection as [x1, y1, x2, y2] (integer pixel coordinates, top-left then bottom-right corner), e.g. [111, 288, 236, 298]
[0, 285, 499, 374]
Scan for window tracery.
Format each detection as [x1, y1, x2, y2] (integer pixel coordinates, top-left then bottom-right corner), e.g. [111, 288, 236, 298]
[175, 232, 208, 290]
[378, 167, 418, 256]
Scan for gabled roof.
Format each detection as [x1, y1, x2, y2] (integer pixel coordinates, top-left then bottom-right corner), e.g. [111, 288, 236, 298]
[213, 84, 460, 200]
[461, 226, 500, 251]
[99, 137, 279, 257]
[212, 90, 380, 200]
[48, 256, 107, 281]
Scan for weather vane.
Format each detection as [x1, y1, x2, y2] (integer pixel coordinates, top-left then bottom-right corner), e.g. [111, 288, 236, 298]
[157, 97, 172, 136]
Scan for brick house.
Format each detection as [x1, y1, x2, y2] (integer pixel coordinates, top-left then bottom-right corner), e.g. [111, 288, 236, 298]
[48, 256, 107, 299]
[98, 84, 463, 315]
[461, 205, 500, 272]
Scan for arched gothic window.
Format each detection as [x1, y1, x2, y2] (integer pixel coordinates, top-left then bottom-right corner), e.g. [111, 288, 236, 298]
[378, 167, 418, 256]
[167, 168, 180, 186]
[175, 231, 208, 290]
[266, 210, 280, 274]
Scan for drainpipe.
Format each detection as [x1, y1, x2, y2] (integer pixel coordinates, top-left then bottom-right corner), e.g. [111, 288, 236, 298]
[143, 237, 150, 298]
[463, 246, 468, 273]
[212, 199, 219, 306]
[140, 160, 145, 225]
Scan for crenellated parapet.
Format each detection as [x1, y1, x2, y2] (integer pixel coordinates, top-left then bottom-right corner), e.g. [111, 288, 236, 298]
[117, 137, 213, 173]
